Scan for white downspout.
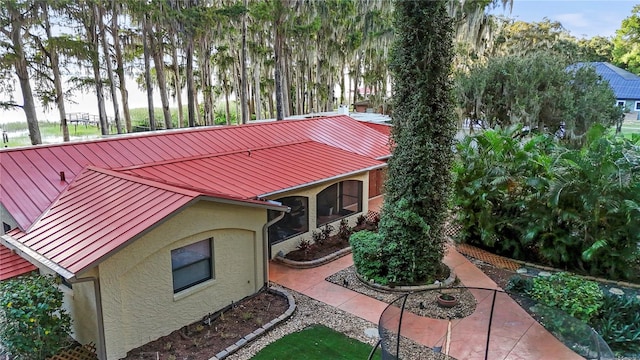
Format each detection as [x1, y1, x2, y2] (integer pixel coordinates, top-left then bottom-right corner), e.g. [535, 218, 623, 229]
[262, 209, 288, 288]
[70, 276, 106, 360]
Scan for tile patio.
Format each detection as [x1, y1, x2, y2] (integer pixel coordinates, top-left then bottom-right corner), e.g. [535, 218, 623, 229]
[269, 247, 583, 359]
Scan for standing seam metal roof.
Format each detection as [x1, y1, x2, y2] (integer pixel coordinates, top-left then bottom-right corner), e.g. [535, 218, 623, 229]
[0, 116, 391, 279]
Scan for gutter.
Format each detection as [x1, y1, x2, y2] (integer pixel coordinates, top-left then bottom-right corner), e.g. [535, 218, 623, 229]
[261, 208, 288, 288]
[69, 276, 107, 360]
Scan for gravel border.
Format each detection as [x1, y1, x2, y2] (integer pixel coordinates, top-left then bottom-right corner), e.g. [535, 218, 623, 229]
[225, 286, 453, 360]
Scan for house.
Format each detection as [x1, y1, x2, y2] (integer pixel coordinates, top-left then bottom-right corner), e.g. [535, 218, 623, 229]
[0, 115, 391, 359]
[586, 62, 640, 120]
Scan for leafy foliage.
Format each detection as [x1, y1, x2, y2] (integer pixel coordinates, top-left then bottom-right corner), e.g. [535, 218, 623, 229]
[527, 272, 603, 323]
[590, 293, 640, 354]
[366, 0, 455, 285]
[452, 125, 554, 259]
[455, 52, 622, 141]
[453, 125, 640, 280]
[349, 230, 387, 285]
[613, 4, 640, 74]
[0, 274, 72, 360]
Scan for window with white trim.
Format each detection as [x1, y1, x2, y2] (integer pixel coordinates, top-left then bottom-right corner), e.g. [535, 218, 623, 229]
[171, 239, 213, 293]
[616, 100, 625, 108]
[635, 101, 640, 111]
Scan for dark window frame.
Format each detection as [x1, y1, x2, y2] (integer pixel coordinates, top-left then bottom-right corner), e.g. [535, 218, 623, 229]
[316, 180, 363, 227]
[171, 238, 213, 293]
[268, 196, 309, 244]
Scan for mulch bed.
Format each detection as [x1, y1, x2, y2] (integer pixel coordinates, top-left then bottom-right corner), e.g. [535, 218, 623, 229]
[122, 291, 288, 360]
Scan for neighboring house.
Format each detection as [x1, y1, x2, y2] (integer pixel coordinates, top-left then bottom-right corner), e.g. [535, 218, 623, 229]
[0, 115, 391, 359]
[585, 62, 640, 120]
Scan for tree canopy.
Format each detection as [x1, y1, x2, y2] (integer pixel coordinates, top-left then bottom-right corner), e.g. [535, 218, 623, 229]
[455, 52, 622, 142]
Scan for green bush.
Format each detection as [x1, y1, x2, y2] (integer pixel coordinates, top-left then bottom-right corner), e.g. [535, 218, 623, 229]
[378, 198, 435, 284]
[452, 125, 554, 260]
[590, 293, 640, 354]
[505, 275, 533, 294]
[453, 124, 640, 280]
[527, 272, 603, 323]
[0, 274, 72, 359]
[349, 230, 387, 285]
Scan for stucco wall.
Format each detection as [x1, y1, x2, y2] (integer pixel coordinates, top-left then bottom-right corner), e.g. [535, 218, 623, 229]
[269, 173, 370, 257]
[96, 201, 265, 359]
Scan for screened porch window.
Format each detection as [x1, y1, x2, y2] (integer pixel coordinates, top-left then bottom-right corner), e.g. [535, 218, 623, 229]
[268, 196, 309, 244]
[316, 180, 363, 226]
[171, 239, 213, 293]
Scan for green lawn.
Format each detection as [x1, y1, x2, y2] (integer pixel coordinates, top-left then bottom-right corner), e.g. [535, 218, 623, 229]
[252, 325, 382, 360]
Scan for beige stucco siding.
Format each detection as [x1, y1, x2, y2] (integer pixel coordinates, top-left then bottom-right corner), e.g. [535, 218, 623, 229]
[269, 173, 370, 257]
[97, 201, 265, 359]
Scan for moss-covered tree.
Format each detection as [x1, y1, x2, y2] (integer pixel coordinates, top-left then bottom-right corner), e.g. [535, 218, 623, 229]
[350, 0, 456, 285]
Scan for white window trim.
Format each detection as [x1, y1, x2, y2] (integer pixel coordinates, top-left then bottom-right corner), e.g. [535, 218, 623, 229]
[634, 101, 640, 111]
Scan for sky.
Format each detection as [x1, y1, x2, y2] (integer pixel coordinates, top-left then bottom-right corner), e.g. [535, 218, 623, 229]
[493, 0, 638, 39]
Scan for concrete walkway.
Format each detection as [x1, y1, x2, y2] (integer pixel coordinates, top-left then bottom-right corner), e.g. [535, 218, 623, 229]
[269, 247, 583, 360]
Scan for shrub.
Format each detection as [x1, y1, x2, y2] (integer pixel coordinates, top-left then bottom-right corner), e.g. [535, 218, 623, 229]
[527, 272, 603, 323]
[337, 219, 352, 242]
[590, 293, 640, 354]
[349, 230, 387, 285]
[0, 274, 72, 360]
[505, 275, 533, 294]
[378, 198, 435, 284]
[452, 126, 554, 260]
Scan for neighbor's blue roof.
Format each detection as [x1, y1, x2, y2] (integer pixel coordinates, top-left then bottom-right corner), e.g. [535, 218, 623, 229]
[581, 62, 640, 100]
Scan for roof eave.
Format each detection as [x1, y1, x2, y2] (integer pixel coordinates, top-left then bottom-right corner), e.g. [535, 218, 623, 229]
[0, 234, 75, 279]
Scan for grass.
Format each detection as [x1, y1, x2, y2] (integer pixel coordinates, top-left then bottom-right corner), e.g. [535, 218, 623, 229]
[252, 325, 382, 360]
[1, 105, 243, 148]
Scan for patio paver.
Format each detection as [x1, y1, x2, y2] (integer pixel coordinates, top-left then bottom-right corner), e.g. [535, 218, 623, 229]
[268, 246, 584, 359]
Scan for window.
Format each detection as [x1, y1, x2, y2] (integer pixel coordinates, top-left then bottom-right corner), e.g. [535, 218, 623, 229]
[617, 100, 625, 108]
[268, 196, 309, 244]
[2, 222, 10, 234]
[171, 239, 213, 293]
[635, 101, 640, 111]
[316, 180, 363, 226]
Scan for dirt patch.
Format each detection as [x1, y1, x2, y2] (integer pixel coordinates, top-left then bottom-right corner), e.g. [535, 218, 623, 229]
[122, 290, 288, 360]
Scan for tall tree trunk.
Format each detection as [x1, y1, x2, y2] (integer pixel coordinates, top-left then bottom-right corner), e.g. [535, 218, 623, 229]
[142, 15, 155, 131]
[253, 62, 262, 120]
[200, 41, 213, 126]
[150, 24, 172, 129]
[171, 36, 184, 128]
[274, 13, 284, 120]
[41, 3, 68, 141]
[240, 0, 249, 124]
[8, 10, 41, 145]
[186, 37, 196, 127]
[99, 5, 122, 134]
[88, 4, 108, 135]
[112, 1, 131, 133]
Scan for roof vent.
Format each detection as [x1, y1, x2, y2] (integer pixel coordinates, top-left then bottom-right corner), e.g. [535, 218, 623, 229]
[60, 171, 66, 182]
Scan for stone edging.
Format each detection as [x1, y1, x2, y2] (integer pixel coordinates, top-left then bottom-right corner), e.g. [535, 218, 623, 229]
[274, 247, 352, 269]
[355, 264, 457, 293]
[210, 287, 296, 360]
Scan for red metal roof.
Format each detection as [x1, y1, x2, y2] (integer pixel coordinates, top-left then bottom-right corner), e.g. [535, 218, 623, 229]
[120, 141, 384, 199]
[0, 115, 390, 278]
[0, 243, 37, 280]
[360, 121, 392, 137]
[6, 167, 201, 276]
[1, 115, 390, 230]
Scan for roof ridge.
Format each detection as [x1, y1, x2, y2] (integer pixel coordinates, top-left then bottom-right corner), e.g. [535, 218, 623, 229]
[85, 166, 203, 197]
[115, 139, 313, 171]
[0, 115, 344, 153]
